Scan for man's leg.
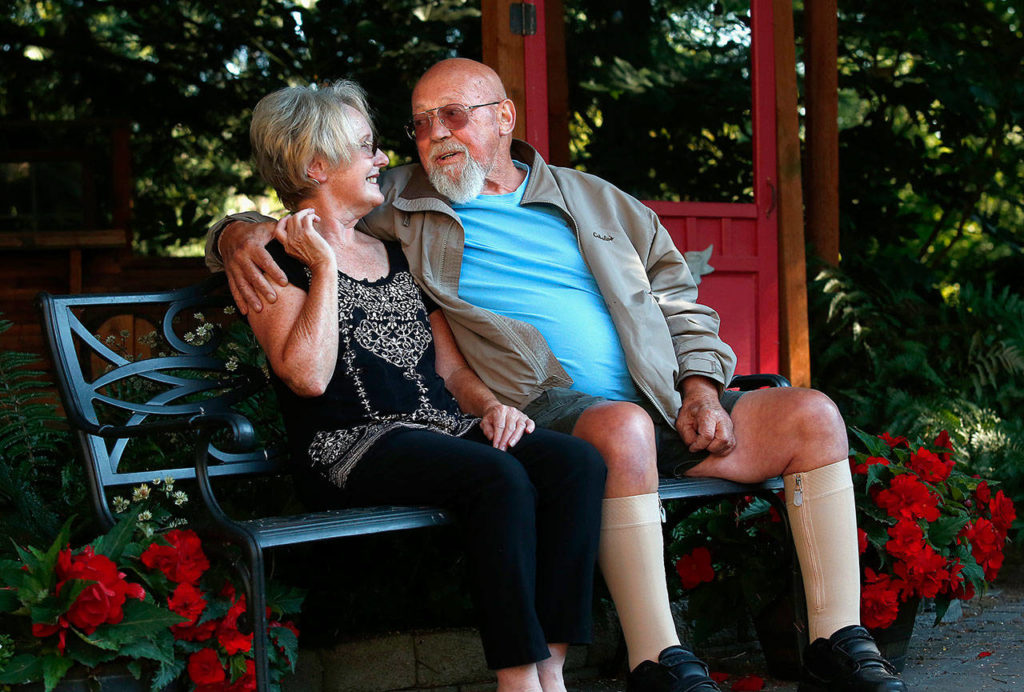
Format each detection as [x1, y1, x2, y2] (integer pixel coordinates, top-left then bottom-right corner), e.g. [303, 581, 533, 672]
[525, 390, 718, 691]
[684, 387, 905, 690]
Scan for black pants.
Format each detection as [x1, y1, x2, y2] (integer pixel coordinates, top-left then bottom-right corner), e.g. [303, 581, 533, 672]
[339, 426, 606, 670]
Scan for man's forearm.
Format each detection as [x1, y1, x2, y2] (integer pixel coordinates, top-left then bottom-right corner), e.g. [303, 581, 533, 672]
[204, 211, 277, 272]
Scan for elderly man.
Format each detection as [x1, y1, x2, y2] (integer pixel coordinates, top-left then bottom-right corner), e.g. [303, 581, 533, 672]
[207, 59, 906, 692]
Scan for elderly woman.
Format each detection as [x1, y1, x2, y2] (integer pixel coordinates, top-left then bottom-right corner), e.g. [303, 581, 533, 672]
[243, 81, 606, 692]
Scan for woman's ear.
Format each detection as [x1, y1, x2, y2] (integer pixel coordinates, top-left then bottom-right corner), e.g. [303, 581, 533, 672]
[497, 99, 516, 137]
[306, 157, 328, 184]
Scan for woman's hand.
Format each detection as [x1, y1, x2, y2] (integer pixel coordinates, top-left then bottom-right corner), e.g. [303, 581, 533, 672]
[480, 403, 535, 451]
[275, 208, 334, 272]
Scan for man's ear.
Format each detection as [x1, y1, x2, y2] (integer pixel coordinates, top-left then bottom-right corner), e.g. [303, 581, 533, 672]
[497, 99, 516, 136]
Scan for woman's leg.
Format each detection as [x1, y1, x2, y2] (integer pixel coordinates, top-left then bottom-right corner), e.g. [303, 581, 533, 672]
[510, 429, 606, 644]
[504, 428, 606, 691]
[341, 428, 550, 671]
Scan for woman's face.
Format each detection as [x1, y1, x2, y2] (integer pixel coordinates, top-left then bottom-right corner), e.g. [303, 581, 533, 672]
[322, 107, 389, 217]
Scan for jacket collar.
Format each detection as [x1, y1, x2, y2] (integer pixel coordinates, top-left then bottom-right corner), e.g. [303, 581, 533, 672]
[392, 139, 568, 215]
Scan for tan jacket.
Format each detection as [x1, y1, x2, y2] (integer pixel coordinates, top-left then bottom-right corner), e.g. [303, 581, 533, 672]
[206, 140, 736, 425]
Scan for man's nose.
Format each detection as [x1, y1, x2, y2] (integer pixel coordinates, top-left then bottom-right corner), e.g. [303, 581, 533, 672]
[428, 115, 452, 140]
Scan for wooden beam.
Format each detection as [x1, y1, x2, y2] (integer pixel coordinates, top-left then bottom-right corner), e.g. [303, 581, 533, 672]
[773, 0, 811, 388]
[482, 0, 527, 142]
[804, 0, 839, 266]
[544, 0, 570, 166]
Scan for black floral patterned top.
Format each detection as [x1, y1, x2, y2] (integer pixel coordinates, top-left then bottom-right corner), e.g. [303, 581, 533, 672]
[265, 239, 477, 488]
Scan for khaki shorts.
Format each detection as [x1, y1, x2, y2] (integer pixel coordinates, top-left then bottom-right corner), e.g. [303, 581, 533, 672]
[523, 387, 744, 478]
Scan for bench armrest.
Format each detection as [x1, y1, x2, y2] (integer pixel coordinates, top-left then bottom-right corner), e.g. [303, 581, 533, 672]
[70, 411, 256, 450]
[728, 373, 791, 390]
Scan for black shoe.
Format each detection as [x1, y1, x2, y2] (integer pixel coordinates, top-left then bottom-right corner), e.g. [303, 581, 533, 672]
[800, 625, 908, 691]
[626, 646, 721, 692]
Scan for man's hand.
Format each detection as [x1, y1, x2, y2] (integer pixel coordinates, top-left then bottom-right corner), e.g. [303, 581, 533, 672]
[675, 376, 736, 456]
[219, 220, 287, 314]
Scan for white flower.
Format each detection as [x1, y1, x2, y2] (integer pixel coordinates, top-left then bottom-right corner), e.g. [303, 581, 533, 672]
[113, 496, 130, 513]
[138, 510, 153, 521]
[194, 312, 206, 322]
[132, 484, 151, 501]
[225, 356, 240, 372]
[223, 306, 237, 315]
[173, 490, 189, 506]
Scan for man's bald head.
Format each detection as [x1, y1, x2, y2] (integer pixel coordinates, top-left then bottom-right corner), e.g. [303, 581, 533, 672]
[412, 58, 507, 110]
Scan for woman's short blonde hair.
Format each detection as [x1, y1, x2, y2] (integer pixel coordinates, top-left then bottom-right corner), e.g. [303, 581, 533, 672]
[250, 80, 373, 211]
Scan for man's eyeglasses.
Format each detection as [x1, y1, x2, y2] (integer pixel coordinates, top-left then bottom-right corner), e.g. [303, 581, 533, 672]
[404, 101, 503, 140]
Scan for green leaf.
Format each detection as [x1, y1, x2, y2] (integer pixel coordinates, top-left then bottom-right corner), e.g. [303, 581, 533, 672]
[927, 515, 968, 550]
[117, 633, 176, 666]
[0, 586, 20, 613]
[150, 658, 186, 691]
[0, 653, 44, 684]
[93, 506, 144, 563]
[42, 653, 76, 690]
[64, 633, 120, 668]
[851, 427, 891, 456]
[87, 600, 186, 648]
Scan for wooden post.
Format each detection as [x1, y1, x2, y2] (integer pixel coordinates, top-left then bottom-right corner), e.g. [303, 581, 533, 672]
[482, 0, 527, 142]
[544, 0, 570, 166]
[773, 0, 811, 387]
[804, 0, 839, 266]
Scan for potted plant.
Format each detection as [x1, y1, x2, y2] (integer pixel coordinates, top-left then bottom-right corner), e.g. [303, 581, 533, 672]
[849, 428, 1015, 667]
[0, 479, 303, 692]
[667, 426, 1017, 676]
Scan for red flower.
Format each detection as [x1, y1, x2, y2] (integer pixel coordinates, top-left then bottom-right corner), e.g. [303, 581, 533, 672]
[731, 674, 764, 691]
[188, 648, 226, 686]
[216, 594, 254, 656]
[851, 455, 890, 475]
[907, 447, 954, 483]
[880, 432, 909, 448]
[169, 582, 207, 637]
[932, 430, 953, 461]
[857, 528, 868, 555]
[710, 671, 730, 683]
[975, 481, 992, 504]
[885, 519, 926, 561]
[860, 568, 901, 629]
[675, 547, 715, 590]
[964, 518, 1005, 582]
[989, 491, 1016, 535]
[141, 529, 210, 586]
[56, 546, 145, 634]
[873, 474, 940, 522]
[893, 546, 946, 599]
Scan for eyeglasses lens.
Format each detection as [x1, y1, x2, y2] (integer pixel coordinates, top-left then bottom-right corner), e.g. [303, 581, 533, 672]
[409, 105, 470, 137]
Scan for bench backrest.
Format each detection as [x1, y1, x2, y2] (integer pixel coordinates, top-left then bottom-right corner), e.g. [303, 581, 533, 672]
[37, 275, 284, 528]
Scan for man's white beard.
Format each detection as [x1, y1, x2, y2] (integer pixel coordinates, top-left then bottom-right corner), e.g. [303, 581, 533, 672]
[427, 147, 487, 204]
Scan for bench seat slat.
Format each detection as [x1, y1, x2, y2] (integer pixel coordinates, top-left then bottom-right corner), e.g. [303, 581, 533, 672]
[236, 476, 784, 549]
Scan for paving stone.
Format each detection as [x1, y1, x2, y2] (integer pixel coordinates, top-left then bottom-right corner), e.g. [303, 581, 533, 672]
[415, 629, 491, 687]
[320, 632, 417, 691]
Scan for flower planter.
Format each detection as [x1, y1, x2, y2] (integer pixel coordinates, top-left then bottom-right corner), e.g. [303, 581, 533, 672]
[751, 591, 808, 681]
[13, 663, 179, 691]
[867, 597, 920, 673]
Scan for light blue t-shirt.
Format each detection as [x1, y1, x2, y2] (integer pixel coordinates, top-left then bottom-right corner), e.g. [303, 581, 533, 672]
[453, 163, 640, 402]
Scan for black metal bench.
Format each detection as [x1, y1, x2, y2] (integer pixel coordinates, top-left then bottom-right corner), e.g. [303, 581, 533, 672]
[37, 275, 791, 692]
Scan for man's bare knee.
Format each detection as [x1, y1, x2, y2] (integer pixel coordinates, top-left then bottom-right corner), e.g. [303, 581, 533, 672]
[572, 402, 658, 495]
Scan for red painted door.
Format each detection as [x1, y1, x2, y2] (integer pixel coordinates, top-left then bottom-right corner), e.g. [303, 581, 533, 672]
[519, 0, 779, 376]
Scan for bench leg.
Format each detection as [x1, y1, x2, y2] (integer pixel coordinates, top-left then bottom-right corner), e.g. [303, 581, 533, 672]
[233, 537, 272, 692]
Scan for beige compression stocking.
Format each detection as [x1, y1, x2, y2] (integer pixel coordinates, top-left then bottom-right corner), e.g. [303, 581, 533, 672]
[784, 459, 861, 642]
[599, 493, 680, 670]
